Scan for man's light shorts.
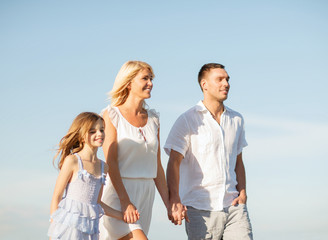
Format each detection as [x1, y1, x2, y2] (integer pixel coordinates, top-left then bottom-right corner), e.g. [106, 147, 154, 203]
[185, 204, 253, 240]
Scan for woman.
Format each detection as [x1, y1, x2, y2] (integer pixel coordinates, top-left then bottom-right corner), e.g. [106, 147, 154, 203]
[99, 61, 170, 240]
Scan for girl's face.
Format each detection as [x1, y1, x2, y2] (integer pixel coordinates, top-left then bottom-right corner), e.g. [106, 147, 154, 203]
[84, 119, 105, 149]
[129, 68, 153, 100]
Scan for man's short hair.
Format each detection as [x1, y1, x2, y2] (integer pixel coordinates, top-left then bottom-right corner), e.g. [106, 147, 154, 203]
[198, 63, 225, 91]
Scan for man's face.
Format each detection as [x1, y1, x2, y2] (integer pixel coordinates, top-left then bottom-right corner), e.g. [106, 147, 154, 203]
[202, 68, 230, 103]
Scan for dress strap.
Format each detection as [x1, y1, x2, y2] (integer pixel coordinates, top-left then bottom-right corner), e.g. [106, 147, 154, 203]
[74, 153, 83, 170]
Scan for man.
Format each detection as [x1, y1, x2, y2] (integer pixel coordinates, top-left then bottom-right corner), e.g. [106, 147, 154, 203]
[165, 63, 253, 240]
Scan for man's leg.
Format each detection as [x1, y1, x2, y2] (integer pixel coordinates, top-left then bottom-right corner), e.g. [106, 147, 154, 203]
[185, 206, 226, 240]
[222, 204, 253, 240]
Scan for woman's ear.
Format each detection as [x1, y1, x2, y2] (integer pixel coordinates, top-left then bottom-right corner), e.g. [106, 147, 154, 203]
[127, 82, 131, 90]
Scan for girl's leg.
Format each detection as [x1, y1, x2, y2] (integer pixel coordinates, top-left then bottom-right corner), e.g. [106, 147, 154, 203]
[119, 229, 148, 240]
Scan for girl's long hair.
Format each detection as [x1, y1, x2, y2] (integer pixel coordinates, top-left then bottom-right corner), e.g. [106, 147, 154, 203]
[109, 60, 154, 107]
[54, 112, 104, 169]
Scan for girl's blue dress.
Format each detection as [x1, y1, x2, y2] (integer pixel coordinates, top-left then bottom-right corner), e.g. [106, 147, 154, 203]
[48, 154, 106, 240]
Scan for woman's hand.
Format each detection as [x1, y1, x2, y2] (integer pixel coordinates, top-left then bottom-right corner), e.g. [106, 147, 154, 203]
[169, 202, 189, 225]
[122, 202, 140, 223]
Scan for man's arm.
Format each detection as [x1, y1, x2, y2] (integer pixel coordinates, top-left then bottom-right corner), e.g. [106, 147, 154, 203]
[231, 152, 247, 206]
[166, 149, 189, 225]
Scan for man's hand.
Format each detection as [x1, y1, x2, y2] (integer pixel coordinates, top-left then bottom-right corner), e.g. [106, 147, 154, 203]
[166, 150, 188, 225]
[169, 202, 189, 225]
[231, 191, 247, 206]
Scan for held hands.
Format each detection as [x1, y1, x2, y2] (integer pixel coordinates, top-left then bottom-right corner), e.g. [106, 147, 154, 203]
[122, 202, 140, 223]
[168, 202, 189, 225]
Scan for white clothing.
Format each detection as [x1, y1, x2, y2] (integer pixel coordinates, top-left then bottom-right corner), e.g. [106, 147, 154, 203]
[164, 101, 247, 211]
[99, 178, 155, 239]
[99, 106, 159, 239]
[101, 106, 159, 178]
[48, 154, 106, 240]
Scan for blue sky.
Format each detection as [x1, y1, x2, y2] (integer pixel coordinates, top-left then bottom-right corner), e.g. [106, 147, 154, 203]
[1, 1, 328, 239]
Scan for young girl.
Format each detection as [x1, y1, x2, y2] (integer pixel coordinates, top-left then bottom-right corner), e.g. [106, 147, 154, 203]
[48, 112, 139, 240]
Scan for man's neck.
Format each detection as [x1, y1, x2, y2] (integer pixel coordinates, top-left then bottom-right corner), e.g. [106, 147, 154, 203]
[202, 99, 225, 123]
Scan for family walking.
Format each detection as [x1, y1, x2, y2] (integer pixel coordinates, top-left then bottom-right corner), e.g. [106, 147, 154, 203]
[48, 61, 253, 240]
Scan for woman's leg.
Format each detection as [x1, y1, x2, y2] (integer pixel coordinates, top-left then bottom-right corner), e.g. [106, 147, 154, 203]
[119, 229, 148, 240]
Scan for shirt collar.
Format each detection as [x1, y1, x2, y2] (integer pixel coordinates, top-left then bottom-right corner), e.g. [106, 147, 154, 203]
[195, 100, 207, 112]
[196, 100, 228, 114]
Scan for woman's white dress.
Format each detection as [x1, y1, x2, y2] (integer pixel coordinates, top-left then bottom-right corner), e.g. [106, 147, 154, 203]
[99, 106, 159, 240]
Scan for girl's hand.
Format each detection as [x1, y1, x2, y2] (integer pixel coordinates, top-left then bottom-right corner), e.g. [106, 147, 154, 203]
[122, 203, 140, 223]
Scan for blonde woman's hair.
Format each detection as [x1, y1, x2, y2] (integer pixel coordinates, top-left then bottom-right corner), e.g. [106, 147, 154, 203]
[109, 61, 154, 106]
[54, 112, 104, 169]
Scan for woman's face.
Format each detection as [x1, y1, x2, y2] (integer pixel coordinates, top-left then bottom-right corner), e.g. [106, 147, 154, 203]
[129, 68, 153, 100]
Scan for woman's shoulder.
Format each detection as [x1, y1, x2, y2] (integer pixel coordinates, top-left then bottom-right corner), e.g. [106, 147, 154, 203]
[147, 108, 159, 117]
[147, 108, 160, 126]
[101, 105, 118, 116]
[101, 105, 119, 128]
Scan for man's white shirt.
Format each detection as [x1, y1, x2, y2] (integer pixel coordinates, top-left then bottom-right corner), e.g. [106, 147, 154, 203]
[164, 101, 247, 211]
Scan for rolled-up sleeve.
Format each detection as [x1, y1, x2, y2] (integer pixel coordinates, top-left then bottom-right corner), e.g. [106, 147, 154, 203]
[164, 114, 190, 157]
